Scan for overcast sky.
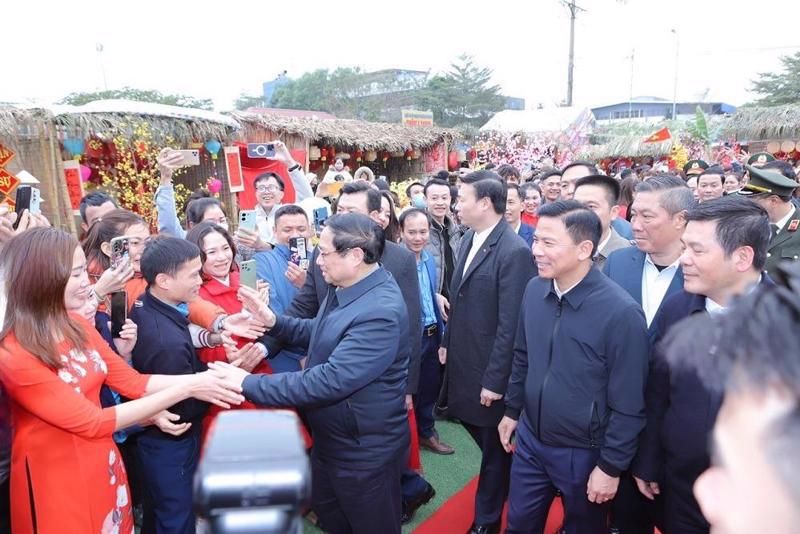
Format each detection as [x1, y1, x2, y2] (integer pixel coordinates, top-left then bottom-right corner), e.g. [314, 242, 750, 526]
[5, 0, 799, 112]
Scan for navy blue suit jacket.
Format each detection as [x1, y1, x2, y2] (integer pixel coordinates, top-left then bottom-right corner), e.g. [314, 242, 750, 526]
[517, 223, 535, 249]
[262, 240, 422, 394]
[611, 218, 634, 240]
[602, 247, 684, 321]
[634, 276, 774, 483]
[242, 267, 410, 469]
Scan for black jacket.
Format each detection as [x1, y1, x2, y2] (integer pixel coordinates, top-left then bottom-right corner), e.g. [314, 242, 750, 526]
[440, 220, 536, 428]
[632, 276, 774, 483]
[262, 241, 422, 394]
[243, 268, 409, 469]
[504, 268, 650, 477]
[131, 289, 208, 435]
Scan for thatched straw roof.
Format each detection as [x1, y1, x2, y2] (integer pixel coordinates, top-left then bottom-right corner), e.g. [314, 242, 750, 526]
[0, 107, 53, 138]
[579, 136, 673, 160]
[230, 111, 456, 151]
[52, 100, 239, 144]
[723, 104, 800, 141]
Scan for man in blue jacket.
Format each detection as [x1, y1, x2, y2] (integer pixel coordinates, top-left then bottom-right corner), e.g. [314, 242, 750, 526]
[633, 196, 773, 534]
[132, 237, 210, 534]
[210, 214, 410, 534]
[499, 200, 650, 534]
[254, 204, 312, 372]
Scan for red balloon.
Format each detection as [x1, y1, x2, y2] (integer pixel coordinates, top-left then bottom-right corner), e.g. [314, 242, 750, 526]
[448, 151, 458, 171]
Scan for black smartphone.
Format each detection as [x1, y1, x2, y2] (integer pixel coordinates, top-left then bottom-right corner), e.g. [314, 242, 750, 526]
[110, 291, 127, 338]
[13, 185, 32, 229]
[289, 237, 309, 270]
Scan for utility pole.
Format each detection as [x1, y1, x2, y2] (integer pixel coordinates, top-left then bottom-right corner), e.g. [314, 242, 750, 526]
[96, 43, 108, 91]
[671, 29, 679, 120]
[628, 48, 635, 120]
[563, 0, 586, 107]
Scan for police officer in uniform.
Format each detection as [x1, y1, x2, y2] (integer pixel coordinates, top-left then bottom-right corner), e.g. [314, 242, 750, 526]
[747, 151, 775, 168]
[682, 159, 708, 177]
[738, 164, 800, 277]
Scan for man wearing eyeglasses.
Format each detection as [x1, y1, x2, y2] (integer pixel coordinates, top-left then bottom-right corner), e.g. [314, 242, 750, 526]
[209, 213, 411, 534]
[237, 141, 314, 251]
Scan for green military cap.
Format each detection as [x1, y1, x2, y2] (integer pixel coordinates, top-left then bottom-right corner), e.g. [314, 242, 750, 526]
[683, 159, 709, 175]
[747, 152, 775, 167]
[739, 165, 798, 197]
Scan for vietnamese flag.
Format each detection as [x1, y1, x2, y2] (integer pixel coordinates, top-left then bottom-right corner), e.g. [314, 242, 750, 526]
[643, 127, 671, 143]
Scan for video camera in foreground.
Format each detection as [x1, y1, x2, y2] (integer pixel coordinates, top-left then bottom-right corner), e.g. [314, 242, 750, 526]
[194, 410, 310, 534]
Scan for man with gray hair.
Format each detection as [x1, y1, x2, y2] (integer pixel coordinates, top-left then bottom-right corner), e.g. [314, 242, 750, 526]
[603, 175, 695, 327]
[602, 174, 694, 534]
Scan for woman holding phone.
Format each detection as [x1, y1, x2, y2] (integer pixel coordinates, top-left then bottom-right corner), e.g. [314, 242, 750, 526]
[82, 209, 265, 341]
[185, 222, 311, 445]
[0, 227, 244, 534]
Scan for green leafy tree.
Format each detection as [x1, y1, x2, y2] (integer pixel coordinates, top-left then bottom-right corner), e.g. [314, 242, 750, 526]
[58, 87, 214, 110]
[234, 92, 265, 110]
[416, 55, 506, 127]
[751, 51, 800, 106]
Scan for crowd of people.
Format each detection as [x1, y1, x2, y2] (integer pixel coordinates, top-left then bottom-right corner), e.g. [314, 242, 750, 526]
[0, 138, 799, 534]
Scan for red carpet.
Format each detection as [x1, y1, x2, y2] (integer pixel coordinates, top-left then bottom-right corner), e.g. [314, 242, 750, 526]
[414, 476, 565, 534]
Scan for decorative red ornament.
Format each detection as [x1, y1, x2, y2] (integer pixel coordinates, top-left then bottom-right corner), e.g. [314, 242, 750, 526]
[405, 148, 414, 161]
[448, 151, 458, 171]
[467, 148, 477, 161]
[320, 148, 329, 159]
[354, 149, 363, 162]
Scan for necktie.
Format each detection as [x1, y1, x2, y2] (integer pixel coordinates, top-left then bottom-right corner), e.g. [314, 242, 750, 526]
[770, 224, 780, 239]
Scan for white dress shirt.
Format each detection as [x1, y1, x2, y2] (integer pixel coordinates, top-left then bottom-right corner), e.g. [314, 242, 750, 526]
[772, 206, 795, 235]
[641, 254, 680, 326]
[553, 279, 580, 299]
[463, 222, 499, 275]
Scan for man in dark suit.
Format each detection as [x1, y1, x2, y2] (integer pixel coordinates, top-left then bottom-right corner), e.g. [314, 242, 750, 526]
[505, 183, 535, 249]
[211, 214, 410, 534]
[439, 171, 536, 534]
[603, 175, 694, 329]
[560, 161, 634, 240]
[633, 197, 772, 534]
[602, 174, 694, 534]
[259, 181, 429, 516]
[573, 174, 632, 269]
[500, 201, 649, 534]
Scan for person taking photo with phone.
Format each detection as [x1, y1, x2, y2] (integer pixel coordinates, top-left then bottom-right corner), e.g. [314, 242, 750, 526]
[235, 140, 314, 252]
[0, 227, 244, 534]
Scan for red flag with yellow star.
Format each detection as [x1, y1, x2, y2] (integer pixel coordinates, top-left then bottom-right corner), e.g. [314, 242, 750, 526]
[643, 127, 671, 143]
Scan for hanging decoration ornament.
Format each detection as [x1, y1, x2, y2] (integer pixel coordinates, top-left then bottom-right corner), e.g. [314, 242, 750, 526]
[63, 138, 85, 160]
[204, 140, 222, 161]
[207, 177, 223, 195]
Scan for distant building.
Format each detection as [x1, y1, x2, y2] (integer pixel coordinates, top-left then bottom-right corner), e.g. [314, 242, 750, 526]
[591, 96, 736, 122]
[505, 97, 526, 111]
[262, 72, 290, 106]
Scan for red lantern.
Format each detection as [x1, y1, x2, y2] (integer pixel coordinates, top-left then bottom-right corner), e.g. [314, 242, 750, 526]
[354, 149, 363, 162]
[381, 150, 390, 162]
[405, 148, 414, 161]
[448, 151, 459, 171]
[320, 147, 329, 159]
